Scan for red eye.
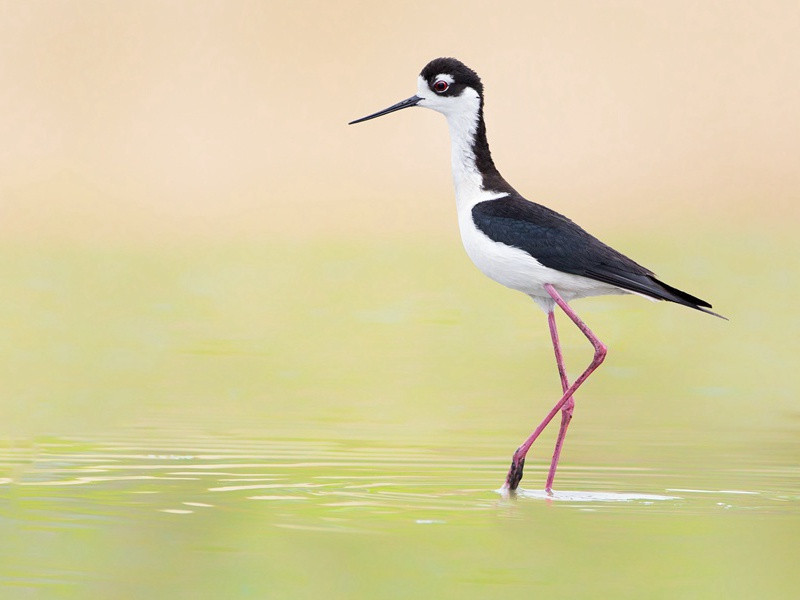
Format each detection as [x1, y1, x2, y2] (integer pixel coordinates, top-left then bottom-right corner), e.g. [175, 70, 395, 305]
[433, 80, 449, 93]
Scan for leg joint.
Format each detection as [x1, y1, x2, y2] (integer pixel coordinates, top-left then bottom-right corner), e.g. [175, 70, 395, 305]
[594, 341, 608, 364]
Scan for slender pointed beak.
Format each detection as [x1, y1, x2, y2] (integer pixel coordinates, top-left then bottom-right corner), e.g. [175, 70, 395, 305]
[348, 95, 422, 125]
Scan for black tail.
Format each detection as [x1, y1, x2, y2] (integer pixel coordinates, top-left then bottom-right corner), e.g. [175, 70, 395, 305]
[583, 265, 727, 320]
[649, 276, 727, 320]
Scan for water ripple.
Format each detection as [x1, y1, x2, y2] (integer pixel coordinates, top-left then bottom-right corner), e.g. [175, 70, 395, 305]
[1, 435, 797, 520]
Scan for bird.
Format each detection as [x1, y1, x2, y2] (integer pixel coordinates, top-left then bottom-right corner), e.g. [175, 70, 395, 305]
[349, 57, 723, 494]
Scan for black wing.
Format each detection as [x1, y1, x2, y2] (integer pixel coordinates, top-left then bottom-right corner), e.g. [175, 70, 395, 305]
[472, 195, 721, 317]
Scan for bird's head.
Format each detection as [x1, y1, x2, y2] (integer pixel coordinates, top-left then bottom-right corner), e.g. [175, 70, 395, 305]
[349, 57, 483, 125]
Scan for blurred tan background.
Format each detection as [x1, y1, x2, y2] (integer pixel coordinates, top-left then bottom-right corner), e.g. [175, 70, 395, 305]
[2, 0, 798, 242]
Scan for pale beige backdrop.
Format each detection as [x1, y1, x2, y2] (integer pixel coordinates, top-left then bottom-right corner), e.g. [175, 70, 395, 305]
[2, 1, 798, 241]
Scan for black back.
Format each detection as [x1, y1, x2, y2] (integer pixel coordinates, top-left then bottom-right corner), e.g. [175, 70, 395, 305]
[472, 194, 718, 315]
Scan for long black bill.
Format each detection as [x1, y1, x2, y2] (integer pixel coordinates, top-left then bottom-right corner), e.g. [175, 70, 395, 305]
[348, 95, 422, 125]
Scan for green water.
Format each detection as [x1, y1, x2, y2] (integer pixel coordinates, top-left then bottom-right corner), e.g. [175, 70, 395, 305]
[1, 233, 798, 598]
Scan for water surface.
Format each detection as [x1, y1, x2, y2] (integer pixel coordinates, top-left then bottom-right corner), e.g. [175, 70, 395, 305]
[1, 237, 798, 598]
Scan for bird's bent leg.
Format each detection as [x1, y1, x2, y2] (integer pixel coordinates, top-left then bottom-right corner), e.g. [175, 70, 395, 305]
[503, 284, 607, 493]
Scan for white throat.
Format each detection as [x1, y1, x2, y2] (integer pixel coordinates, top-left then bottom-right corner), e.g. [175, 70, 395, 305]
[443, 92, 487, 211]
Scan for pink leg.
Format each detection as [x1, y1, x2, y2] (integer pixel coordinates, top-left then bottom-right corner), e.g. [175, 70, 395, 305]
[503, 284, 607, 492]
[545, 310, 574, 494]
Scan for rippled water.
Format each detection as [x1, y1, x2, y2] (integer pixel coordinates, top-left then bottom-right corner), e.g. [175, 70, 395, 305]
[4, 434, 797, 518]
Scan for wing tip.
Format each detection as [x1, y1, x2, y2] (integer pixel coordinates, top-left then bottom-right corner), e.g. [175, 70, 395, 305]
[651, 277, 727, 320]
[693, 304, 728, 320]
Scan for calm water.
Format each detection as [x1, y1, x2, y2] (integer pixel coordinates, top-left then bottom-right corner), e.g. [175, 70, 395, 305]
[1, 236, 798, 598]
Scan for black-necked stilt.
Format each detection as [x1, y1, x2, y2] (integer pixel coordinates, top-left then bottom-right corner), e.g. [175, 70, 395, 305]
[349, 57, 724, 494]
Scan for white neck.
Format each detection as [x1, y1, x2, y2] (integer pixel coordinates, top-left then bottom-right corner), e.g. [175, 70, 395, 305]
[442, 90, 507, 211]
[446, 110, 484, 210]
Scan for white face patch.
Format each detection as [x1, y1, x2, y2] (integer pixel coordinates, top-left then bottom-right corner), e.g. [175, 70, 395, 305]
[416, 75, 434, 100]
[415, 75, 480, 119]
[434, 73, 454, 85]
